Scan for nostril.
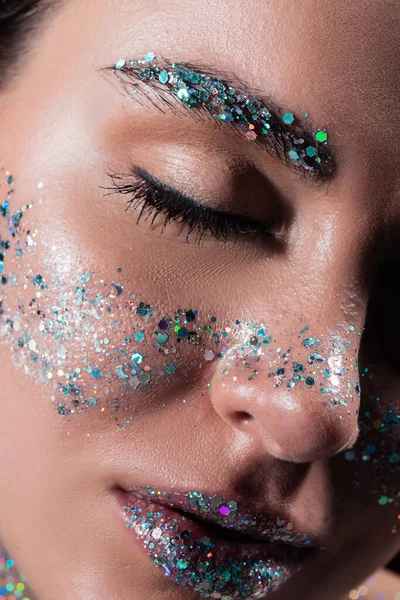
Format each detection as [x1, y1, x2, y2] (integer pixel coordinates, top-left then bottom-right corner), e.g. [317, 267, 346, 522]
[232, 411, 254, 426]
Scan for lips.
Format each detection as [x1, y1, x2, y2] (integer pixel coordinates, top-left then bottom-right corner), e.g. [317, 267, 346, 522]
[118, 486, 319, 599]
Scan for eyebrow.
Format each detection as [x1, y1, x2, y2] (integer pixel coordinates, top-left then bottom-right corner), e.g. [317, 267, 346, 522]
[102, 55, 336, 186]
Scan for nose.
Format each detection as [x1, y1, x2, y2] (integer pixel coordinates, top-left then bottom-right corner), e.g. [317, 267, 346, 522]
[210, 329, 361, 463]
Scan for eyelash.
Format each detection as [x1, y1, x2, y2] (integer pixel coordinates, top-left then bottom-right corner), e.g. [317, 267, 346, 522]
[104, 167, 275, 245]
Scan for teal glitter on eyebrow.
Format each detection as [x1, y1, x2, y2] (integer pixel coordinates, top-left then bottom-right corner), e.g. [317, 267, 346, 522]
[144, 51, 156, 62]
[110, 53, 334, 176]
[306, 146, 317, 157]
[158, 70, 169, 84]
[282, 113, 295, 125]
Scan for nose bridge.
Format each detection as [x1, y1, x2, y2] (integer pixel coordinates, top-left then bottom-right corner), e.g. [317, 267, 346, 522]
[208, 212, 373, 463]
[289, 210, 372, 323]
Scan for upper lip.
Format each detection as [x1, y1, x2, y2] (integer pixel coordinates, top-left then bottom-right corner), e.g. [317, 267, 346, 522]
[123, 485, 322, 550]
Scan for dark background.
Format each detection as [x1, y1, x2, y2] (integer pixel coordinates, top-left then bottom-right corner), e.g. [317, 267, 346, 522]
[388, 553, 400, 575]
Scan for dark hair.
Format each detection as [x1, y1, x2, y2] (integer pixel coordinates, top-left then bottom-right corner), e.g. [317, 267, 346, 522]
[0, 0, 55, 87]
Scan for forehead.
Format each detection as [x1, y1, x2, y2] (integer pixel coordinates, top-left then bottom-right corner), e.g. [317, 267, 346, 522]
[74, 3, 398, 117]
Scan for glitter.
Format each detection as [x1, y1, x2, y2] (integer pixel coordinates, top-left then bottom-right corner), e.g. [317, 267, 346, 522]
[308, 352, 323, 364]
[116, 365, 129, 379]
[204, 349, 215, 361]
[314, 130, 328, 143]
[177, 88, 190, 101]
[155, 332, 169, 344]
[28, 340, 37, 351]
[144, 52, 156, 62]
[288, 149, 299, 160]
[122, 486, 314, 597]
[282, 113, 295, 125]
[131, 353, 143, 364]
[130, 376, 140, 390]
[164, 364, 176, 374]
[305, 376, 315, 387]
[134, 331, 145, 342]
[158, 318, 170, 330]
[302, 337, 320, 348]
[344, 450, 356, 461]
[158, 70, 169, 84]
[112, 282, 124, 296]
[306, 146, 317, 157]
[152, 527, 162, 539]
[112, 57, 333, 175]
[33, 274, 43, 286]
[378, 496, 388, 505]
[56, 345, 67, 359]
[136, 302, 154, 318]
[115, 59, 126, 69]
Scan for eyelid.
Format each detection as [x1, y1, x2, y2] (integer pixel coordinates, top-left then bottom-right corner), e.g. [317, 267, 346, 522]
[101, 166, 280, 246]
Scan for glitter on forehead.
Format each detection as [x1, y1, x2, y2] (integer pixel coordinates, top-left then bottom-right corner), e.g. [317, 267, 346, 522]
[109, 53, 334, 179]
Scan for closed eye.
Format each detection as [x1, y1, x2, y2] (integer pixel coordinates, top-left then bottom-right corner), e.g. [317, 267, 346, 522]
[101, 165, 282, 246]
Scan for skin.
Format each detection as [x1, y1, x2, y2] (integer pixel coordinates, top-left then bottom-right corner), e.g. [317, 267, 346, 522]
[0, 0, 399, 598]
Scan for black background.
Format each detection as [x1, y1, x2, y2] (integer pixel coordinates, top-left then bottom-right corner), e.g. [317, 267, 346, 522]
[388, 553, 400, 574]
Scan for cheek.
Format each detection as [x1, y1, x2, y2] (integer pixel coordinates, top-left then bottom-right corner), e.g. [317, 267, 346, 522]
[0, 167, 232, 426]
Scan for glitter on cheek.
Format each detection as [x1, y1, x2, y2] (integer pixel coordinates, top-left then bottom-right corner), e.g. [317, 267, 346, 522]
[0, 171, 371, 426]
[0, 167, 399, 507]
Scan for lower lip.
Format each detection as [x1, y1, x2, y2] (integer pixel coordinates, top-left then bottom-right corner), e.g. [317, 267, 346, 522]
[118, 492, 311, 599]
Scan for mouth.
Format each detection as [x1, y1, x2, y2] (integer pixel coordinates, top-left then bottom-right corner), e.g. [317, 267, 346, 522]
[117, 486, 320, 599]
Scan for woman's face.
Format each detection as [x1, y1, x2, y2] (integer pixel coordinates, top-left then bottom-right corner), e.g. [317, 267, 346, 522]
[0, 1, 399, 599]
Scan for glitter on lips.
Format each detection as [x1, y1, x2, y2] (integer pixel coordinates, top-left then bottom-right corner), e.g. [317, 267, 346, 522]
[122, 486, 315, 599]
